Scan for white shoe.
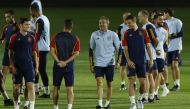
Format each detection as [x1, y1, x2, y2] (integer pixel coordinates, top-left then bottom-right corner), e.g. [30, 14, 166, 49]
[130, 103, 137, 109]
[162, 88, 170, 97]
[137, 100, 144, 109]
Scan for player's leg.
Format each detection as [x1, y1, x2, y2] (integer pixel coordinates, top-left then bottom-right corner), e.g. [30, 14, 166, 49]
[143, 74, 149, 103]
[0, 70, 13, 106]
[39, 51, 50, 97]
[66, 87, 74, 109]
[2, 66, 9, 82]
[26, 82, 35, 109]
[2, 48, 10, 82]
[53, 86, 60, 109]
[34, 74, 39, 95]
[94, 66, 104, 108]
[104, 65, 114, 108]
[160, 74, 169, 97]
[120, 66, 127, 90]
[163, 65, 169, 87]
[24, 84, 29, 109]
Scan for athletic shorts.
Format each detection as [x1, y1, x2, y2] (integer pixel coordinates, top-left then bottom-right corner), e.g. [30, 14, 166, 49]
[2, 48, 10, 66]
[53, 66, 74, 87]
[146, 60, 158, 73]
[127, 63, 146, 78]
[120, 51, 127, 66]
[94, 65, 114, 82]
[156, 58, 165, 73]
[13, 63, 35, 84]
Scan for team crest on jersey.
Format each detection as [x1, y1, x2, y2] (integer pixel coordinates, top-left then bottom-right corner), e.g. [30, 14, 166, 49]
[28, 37, 32, 43]
[139, 31, 143, 36]
[129, 34, 133, 37]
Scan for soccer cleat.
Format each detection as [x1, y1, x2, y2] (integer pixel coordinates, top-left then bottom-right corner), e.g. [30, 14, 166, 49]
[24, 105, 29, 109]
[18, 101, 22, 106]
[96, 105, 102, 109]
[154, 95, 160, 100]
[142, 98, 148, 104]
[162, 88, 170, 97]
[35, 92, 40, 96]
[170, 85, 180, 91]
[4, 99, 14, 106]
[120, 84, 127, 91]
[137, 100, 144, 109]
[130, 103, 137, 109]
[39, 93, 50, 98]
[148, 98, 154, 103]
[104, 104, 110, 109]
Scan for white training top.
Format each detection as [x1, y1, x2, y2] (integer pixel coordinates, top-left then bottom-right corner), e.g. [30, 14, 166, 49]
[165, 17, 183, 52]
[90, 30, 120, 67]
[155, 27, 168, 59]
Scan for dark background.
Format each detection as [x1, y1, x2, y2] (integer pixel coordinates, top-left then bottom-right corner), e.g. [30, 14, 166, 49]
[0, 0, 189, 7]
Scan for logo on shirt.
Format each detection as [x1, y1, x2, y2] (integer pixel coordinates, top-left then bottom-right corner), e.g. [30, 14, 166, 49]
[28, 37, 32, 43]
[129, 34, 133, 37]
[139, 31, 143, 36]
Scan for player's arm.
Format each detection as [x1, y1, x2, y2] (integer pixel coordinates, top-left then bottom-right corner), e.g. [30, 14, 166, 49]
[143, 29, 153, 67]
[122, 31, 135, 69]
[8, 35, 16, 73]
[0, 26, 6, 43]
[50, 36, 60, 63]
[146, 25, 159, 47]
[32, 37, 39, 74]
[170, 20, 183, 39]
[89, 34, 95, 73]
[64, 37, 80, 64]
[35, 19, 44, 42]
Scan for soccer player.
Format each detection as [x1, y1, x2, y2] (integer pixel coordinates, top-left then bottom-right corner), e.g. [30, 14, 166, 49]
[0, 10, 19, 82]
[138, 10, 158, 103]
[30, 2, 51, 97]
[50, 19, 80, 109]
[8, 18, 38, 109]
[153, 14, 170, 98]
[0, 68, 14, 106]
[116, 12, 131, 90]
[89, 16, 120, 109]
[122, 15, 153, 109]
[164, 8, 183, 91]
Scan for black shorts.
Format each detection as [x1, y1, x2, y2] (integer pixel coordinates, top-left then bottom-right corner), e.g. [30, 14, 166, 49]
[156, 58, 165, 73]
[127, 63, 146, 78]
[146, 60, 158, 73]
[53, 65, 74, 87]
[167, 50, 181, 65]
[2, 48, 10, 66]
[94, 65, 114, 82]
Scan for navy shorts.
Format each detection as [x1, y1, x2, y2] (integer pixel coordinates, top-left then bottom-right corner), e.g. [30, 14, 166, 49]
[13, 63, 35, 84]
[127, 63, 146, 78]
[146, 60, 158, 73]
[156, 58, 165, 73]
[94, 65, 114, 82]
[2, 48, 10, 66]
[120, 51, 127, 66]
[167, 50, 180, 65]
[53, 66, 74, 87]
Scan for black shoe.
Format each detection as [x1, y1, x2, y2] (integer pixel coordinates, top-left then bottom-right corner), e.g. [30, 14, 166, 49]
[35, 92, 40, 96]
[166, 83, 169, 88]
[154, 95, 160, 100]
[4, 99, 14, 106]
[170, 85, 180, 91]
[142, 98, 148, 103]
[104, 104, 110, 109]
[96, 105, 102, 109]
[120, 84, 127, 90]
[148, 98, 154, 103]
[39, 93, 50, 98]
[24, 105, 29, 109]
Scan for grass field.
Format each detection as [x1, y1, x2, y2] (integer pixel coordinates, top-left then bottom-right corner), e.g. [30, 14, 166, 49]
[0, 7, 190, 109]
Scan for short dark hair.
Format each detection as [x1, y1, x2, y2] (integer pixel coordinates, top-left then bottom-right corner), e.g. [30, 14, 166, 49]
[99, 16, 110, 23]
[64, 19, 73, 29]
[19, 18, 30, 24]
[30, 3, 40, 12]
[5, 10, 14, 16]
[139, 10, 149, 18]
[165, 8, 174, 16]
[126, 15, 136, 22]
[154, 13, 164, 20]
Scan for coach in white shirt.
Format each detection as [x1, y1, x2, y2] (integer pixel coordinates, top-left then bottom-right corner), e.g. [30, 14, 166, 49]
[89, 16, 120, 109]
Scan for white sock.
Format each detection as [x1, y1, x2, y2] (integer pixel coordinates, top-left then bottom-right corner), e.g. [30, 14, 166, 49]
[35, 84, 39, 92]
[121, 81, 125, 85]
[161, 84, 168, 91]
[54, 105, 58, 109]
[29, 101, 35, 109]
[176, 79, 180, 86]
[44, 86, 50, 95]
[68, 104, 72, 109]
[138, 94, 143, 101]
[155, 87, 159, 95]
[105, 100, 110, 107]
[174, 80, 177, 86]
[14, 101, 19, 109]
[24, 101, 29, 106]
[143, 93, 148, 100]
[129, 96, 136, 104]
[2, 91, 9, 100]
[98, 99, 103, 107]
[18, 96, 20, 103]
[149, 93, 154, 99]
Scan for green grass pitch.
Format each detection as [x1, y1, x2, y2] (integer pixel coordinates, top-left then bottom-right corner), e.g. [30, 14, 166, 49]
[0, 7, 190, 109]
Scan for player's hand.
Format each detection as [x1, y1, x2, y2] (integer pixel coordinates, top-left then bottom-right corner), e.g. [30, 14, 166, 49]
[90, 65, 94, 74]
[127, 60, 135, 69]
[9, 65, 16, 74]
[148, 59, 153, 68]
[57, 61, 67, 68]
[156, 50, 161, 55]
[35, 64, 39, 75]
[115, 62, 120, 69]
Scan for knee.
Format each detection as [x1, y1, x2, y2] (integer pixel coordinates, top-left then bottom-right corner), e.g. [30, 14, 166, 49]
[107, 82, 112, 88]
[14, 84, 20, 92]
[96, 79, 103, 87]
